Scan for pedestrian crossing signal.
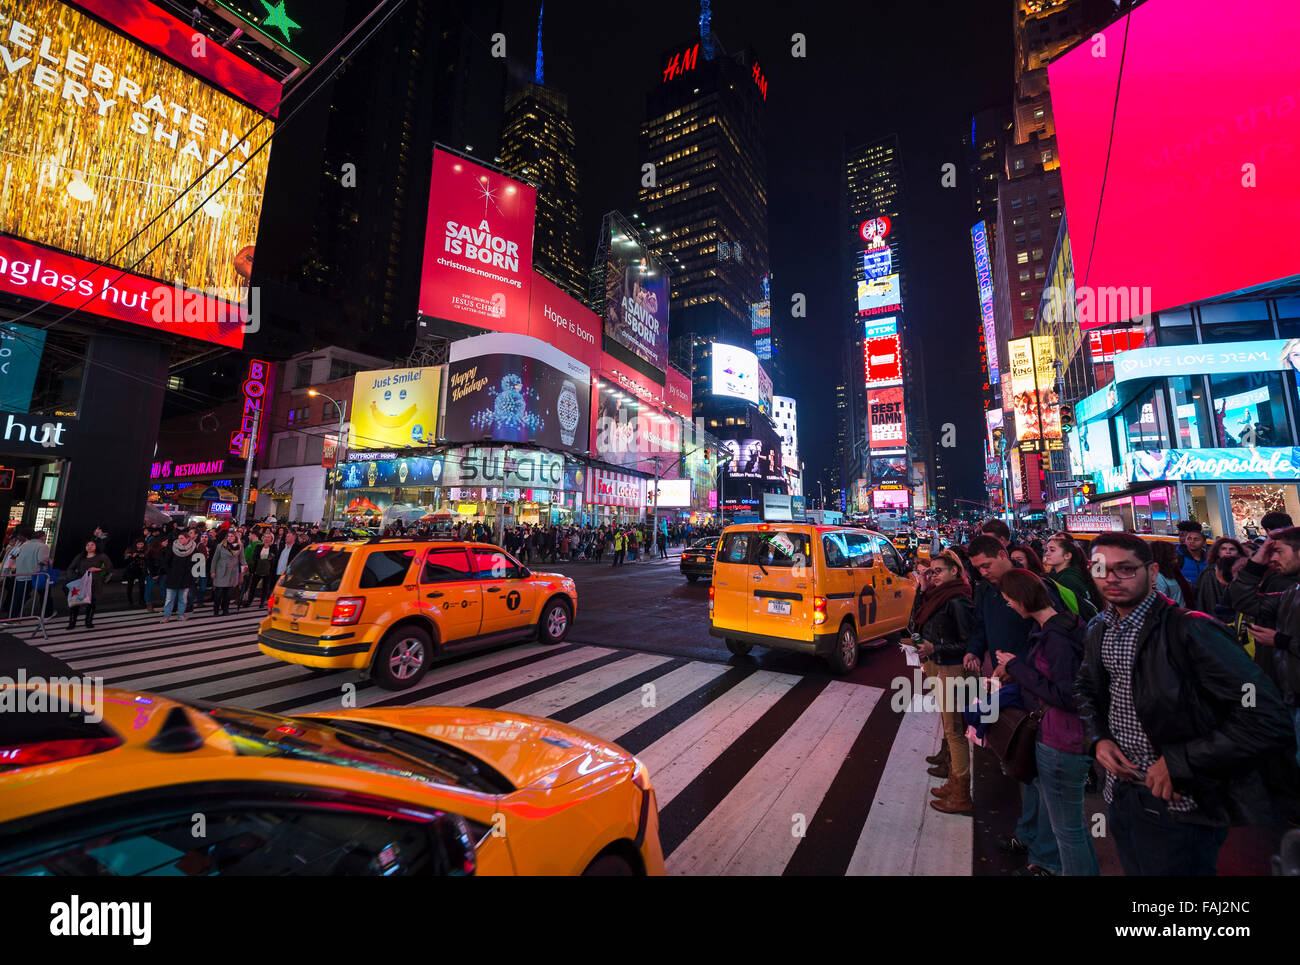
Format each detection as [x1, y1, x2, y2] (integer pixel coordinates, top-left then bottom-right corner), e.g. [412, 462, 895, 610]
[1060, 404, 1075, 432]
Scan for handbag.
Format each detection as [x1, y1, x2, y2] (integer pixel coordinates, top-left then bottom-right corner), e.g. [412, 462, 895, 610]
[984, 702, 1044, 783]
[67, 571, 94, 607]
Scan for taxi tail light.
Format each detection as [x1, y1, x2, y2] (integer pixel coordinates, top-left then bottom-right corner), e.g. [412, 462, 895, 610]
[331, 597, 365, 625]
[0, 735, 124, 768]
[708, 585, 715, 610]
[813, 596, 828, 625]
[268, 594, 277, 614]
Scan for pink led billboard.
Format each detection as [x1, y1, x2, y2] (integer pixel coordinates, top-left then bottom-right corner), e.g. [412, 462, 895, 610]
[1048, 0, 1300, 325]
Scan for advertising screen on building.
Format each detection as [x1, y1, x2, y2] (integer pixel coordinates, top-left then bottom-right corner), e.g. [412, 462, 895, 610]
[873, 488, 909, 510]
[863, 317, 902, 386]
[651, 478, 692, 508]
[348, 366, 442, 451]
[0, 0, 282, 348]
[1129, 447, 1300, 483]
[526, 273, 601, 368]
[712, 343, 760, 404]
[971, 221, 1000, 388]
[1008, 337, 1060, 448]
[722, 437, 783, 480]
[751, 274, 772, 360]
[1034, 336, 1061, 444]
[603, 225, 669, 372]
[867, 386, 906, 450]
[857, 273, 902, 316]
[664, 365, 693, 418]
[1048, 0, 1300, 325]
[418, 150, 536, 330]
[871, 455, 908, 484]
[334, 454, 445, 491]
[445, 332, 590, 454]
[592, 381, 680, 471]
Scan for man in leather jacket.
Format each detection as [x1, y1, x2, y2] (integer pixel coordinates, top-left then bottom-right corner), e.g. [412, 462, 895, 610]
[1224, 526, 1300, 764]
[1076, 532, 1294, 875]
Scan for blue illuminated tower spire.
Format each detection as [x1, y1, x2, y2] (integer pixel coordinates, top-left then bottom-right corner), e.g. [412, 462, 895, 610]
[699, 0, 713, 60]
[534, 2, 544, 85]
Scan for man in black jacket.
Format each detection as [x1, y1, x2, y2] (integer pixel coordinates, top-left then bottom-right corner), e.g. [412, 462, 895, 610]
[1225, 526, 1300, 765]
[1077, 532, 1294, 876]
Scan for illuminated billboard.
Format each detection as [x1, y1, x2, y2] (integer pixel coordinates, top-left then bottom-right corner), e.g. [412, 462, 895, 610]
[873, 488, 909, 510]
[650, 478, 692, 508]
[857, 273, 901, 316]
[863, 246, 892, 280]
[445, 332, 590, 454]
[603, 225, 669, 372]
[712, 343, 760, 404]
[1008, 337, 1060, 450]
[592, 381, 680, 471]
[418, 150, 536, 331]
[0, 0, 282, 347]
[349, 366, 442, 451]
[1048, 0, 1300, 324]
[751, 273, 772, 360]
[971, 222, 999, 388]
[867, 386, 906, 450]
[722, 437, 783, 480]
[863, 317, 902, 386]
[871, 455, 908, 484]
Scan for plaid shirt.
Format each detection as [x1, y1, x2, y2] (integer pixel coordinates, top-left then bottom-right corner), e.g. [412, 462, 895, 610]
[1099, 591, 1197, 812]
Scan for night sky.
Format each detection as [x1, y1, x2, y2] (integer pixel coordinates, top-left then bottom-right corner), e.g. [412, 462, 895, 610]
[499, 0, 1013, 506]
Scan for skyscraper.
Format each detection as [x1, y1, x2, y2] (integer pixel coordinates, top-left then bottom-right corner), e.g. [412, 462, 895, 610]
[638, 32, 771, 349]
[843, 133, 933, 514]
[498, 14, 587, 301]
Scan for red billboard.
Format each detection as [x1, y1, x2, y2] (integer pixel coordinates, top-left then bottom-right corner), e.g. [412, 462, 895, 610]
[867, 386, 906, 450]
[526, 273, 600, 368]
[664, 365, 693, 419]
[418, 150, 536, 330]
[1049, 0, 1300, 325]
[863, 324, 903, 386]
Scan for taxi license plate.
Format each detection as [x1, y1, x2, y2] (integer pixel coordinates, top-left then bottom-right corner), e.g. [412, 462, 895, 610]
[291, 602, 309, 620]
[766, 600, 791, 615]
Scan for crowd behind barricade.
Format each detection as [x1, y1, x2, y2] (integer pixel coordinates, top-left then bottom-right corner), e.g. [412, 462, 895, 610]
[0, 516, 724, 630]
[906, 514, 1300, 877]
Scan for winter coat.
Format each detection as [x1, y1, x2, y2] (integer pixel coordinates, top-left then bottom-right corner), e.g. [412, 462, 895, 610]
[1005, 611, 1087, 754]
[212, 544, 244, 588]
[64, 551, 113, 596]
[165, 540, 198, 590]
[916, 592, 974, 666]
[1074, 593, 1294, 826]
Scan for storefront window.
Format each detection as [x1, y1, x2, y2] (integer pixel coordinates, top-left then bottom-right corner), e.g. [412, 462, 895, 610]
[1120, 386, 1170, 451]
[1229, 484, 1300, 538]
[1186, 484, 1228, 537]
[1168, 376, 1213, 449]
[1207, 372, 1292, 447]
[1199, 321, 1272, 344]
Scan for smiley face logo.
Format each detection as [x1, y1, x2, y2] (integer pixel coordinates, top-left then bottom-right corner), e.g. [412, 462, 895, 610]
[370, 384, 418, 432]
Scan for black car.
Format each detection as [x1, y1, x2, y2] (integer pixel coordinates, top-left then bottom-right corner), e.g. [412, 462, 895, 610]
[679, 538, 718, 583]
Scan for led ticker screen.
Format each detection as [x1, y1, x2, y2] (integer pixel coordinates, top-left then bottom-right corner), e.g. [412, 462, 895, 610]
[0, 0, 278, 347]
[971, 222, 999, 388]
[1048, 0, 1300, 324]
[863, 317, 902, 386]
[857, 273, 901, 316]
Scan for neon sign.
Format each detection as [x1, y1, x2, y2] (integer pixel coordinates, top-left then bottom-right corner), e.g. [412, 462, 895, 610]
[860, 217, 891, 248]
[229, 359, 268, 457]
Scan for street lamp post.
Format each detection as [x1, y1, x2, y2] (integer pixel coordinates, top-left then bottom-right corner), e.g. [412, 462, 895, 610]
[308, 389, 347, 532]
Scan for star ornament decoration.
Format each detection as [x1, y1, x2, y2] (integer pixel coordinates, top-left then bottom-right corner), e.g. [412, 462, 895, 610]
[259, 0, 302, 43]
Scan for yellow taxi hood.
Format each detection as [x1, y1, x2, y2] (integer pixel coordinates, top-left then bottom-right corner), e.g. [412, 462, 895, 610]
[303, 706, 629, 791]
[528, 571, 572, 583]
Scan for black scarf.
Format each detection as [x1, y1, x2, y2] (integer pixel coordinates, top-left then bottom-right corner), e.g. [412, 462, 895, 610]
[914, 578, 972, 629]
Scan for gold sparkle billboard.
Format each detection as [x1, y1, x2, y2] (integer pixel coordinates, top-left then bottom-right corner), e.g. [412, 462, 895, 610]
[0, 0, 276, 295]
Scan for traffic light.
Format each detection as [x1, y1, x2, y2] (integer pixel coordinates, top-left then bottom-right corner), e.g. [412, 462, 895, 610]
[1081, 481, 1094, 497]
[1060, 404, 1075, 432]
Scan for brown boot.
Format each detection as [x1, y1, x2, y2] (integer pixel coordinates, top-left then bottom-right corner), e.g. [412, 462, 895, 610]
[926, 743, 950, 767]
[930, 787, 973, 814]
[927, 761, 950, 779]
[930, 777, 956, 798]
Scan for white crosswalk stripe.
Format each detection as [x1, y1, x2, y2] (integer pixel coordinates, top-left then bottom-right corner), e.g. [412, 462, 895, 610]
[20, 610, 976, 876]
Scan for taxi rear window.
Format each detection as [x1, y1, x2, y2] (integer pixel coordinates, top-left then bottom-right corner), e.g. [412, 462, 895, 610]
[720, 531, 811, 567]
[283, 548, 353, 592]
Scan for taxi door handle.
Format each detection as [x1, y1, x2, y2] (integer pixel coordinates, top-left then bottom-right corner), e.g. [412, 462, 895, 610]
[426, 591, 444, 598]
[486, 586, 502, 593]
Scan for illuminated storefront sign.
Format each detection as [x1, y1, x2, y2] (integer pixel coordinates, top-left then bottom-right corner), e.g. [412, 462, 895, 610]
[1128, 447, 1300, 482]
[1113, 340, 1300, 383]
[151, 459, 226, 480]
[971, 221, 1000, 388]
[229, 358, 268, 456]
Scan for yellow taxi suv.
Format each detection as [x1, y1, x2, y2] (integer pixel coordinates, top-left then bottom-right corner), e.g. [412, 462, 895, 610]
[258, 538, 577, 690]
[708, 522, 917, 674]
[0, 684, 664, 876]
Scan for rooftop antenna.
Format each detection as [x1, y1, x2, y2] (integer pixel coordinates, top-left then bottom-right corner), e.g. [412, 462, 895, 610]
[699, 0, 714, 60]
[534, 2, 544, 84]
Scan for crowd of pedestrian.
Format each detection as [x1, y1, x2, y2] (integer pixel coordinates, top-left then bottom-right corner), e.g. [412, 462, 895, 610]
[906, 514, 1299, 877]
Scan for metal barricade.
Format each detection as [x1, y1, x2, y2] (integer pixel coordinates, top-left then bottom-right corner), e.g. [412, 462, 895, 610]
[0, 570, 53, 640]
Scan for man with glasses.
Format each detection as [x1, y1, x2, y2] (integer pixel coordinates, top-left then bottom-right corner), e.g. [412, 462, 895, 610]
[1076, 532, 1293, 875]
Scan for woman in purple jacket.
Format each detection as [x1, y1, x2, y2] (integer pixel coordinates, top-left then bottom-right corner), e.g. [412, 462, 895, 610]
[995, 568, 1100, 876]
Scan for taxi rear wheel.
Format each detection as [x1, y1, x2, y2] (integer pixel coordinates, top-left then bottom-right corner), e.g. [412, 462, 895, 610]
[373, 626, 432, 690]
[827, 621, 859, 675]
[539, 598, 571, 644]
[685, 574, 698, 583]
[582, 854, 636, 876]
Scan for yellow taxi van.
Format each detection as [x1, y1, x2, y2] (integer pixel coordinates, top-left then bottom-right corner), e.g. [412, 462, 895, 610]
[708, 522, 917, 673]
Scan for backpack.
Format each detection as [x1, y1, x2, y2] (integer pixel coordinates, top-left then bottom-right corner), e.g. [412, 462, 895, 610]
[1049, 576, 1099, 621]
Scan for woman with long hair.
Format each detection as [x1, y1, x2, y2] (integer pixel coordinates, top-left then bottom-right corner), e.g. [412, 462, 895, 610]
[1151, 540, 1195, 607]
[1042, 535, 1102, 614]
[913, 549, 976, 816]
[1010, 545, 1045, 574]
[1195, 537, 1246, 613]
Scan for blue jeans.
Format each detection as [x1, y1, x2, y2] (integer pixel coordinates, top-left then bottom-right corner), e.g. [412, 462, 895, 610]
[162, 588, 189, 618]
[1108, 779, 1228, 875]
[1017, 779, 1062, 874]
[145, 575, 162, 606]
[193, 576, 209, 607]
[1034, 740, 1100, 876]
